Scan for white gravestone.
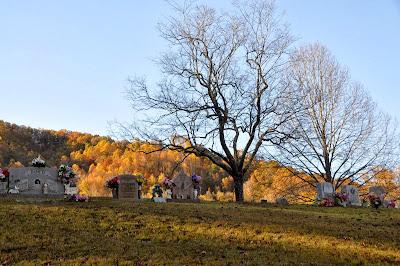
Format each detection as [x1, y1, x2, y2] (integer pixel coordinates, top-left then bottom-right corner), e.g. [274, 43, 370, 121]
[316, 182, 334, 201]
[153, 197, 166, 203]
[64, 184, 78, 195]
[341, 185, 361, 206]
[166, 189, 172, 199]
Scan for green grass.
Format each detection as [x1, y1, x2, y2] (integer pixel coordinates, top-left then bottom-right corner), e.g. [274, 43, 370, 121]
[0, 199, 399, 265]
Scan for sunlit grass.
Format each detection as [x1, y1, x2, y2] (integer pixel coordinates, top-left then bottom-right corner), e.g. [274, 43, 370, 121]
[1, 199, 399, 265]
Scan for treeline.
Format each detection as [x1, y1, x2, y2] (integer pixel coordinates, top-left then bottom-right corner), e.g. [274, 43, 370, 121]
[0, 120, 398, 201]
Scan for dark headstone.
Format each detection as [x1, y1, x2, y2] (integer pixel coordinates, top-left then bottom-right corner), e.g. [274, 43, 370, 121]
[118, 175, 139, 200]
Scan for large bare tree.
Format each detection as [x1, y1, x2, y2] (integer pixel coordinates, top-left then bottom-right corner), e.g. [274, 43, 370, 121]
[124, 0, 294, 202]
[275, 43, 398, 189]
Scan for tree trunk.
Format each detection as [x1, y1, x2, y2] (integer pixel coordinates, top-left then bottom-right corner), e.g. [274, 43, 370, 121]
[233, 175, 244, 202]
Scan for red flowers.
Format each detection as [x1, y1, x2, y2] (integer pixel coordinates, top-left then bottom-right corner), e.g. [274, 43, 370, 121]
[335, 192, 348, 203]
[163, 177, 175, 189]
[106, 176, 120, 189]
[319, 198, 334, 207]
[0, 168, 9, 181]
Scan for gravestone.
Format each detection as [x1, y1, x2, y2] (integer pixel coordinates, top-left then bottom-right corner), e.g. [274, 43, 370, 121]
[316, 182, 334, 201]
[8, 167, 64, 195]
[341, 185, 361, 206]
[64, 183, 78, 196]
[118, 175, 139, 200]
[172, 171, 194, 199]
[153, 197, 167, 203]
[276, 197, 289, 206]
[369, 186, 386, 201]
[0, 182, 7, 194]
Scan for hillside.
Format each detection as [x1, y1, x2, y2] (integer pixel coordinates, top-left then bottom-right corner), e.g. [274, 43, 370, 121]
[0, 120, 318, 201]
[0, 120, 398, 202]
[0, 199, 399, 265]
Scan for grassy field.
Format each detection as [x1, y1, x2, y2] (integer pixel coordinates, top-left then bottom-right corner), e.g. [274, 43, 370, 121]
[0, 199, 399, 265]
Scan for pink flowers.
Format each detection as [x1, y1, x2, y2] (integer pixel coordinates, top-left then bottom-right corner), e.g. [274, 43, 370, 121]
[319, 198, 334, 207]
[163, 177, 175, 189]
[58, 165, 76, 184]
[70, 194, 89, 202]
[335, 192, 348, 203]
[387, 199, 397, 208]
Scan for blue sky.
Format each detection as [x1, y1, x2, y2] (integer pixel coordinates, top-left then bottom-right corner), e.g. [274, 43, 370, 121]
[0, 0, 399, 136]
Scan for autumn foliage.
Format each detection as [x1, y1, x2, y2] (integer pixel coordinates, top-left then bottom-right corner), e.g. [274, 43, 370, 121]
[0, 120, 398, 202]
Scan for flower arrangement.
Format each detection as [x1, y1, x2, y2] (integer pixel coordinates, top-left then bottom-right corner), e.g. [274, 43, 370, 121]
[319, 197, 334, 207]
[0, 168, 9, 181]
[152, 184, 163, 198]
[106, 176, 119, 189]
[192, 174, 202, 190]
[70, 194, 89, 202]
[368, 194, 382, 209]
[386, 199, 396, 208]
[136, 176, 145, 186]
[334, 192, 348, 206]
[191, 174, 202, 183]
[32, 155, 46, 167]
[58, 165, 76, 184]
[163, 177, 175, 190]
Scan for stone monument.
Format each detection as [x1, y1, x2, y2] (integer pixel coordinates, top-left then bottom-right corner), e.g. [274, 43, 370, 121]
[172, 171, 194, 199]
[341, 185, 361, 206]
[316, 182, 334, 202]
[118, 175, 139, 200]
[8, 167, 64, 196]
[369, 186, 386, 201]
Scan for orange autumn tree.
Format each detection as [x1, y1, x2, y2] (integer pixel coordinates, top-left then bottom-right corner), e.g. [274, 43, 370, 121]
[244, 161, 314, 203]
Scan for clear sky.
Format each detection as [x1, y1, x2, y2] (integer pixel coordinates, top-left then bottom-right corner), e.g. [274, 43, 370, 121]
[1, 0, 399, 136]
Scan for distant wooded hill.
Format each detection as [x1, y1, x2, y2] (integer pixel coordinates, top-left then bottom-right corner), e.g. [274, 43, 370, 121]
[1, 120, 396, 201]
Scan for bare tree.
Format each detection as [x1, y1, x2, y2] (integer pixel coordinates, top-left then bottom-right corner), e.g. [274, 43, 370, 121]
[275, 43, 398, 190]
[124, 0, 294, 202]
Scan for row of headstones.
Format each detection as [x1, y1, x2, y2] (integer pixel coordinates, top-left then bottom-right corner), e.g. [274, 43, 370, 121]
[317, 182, 392, 207]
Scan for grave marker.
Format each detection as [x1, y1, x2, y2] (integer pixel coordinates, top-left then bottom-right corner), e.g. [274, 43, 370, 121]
[118, 175, 139, 200]
[316, 182, 334, 202]
[341, 185, 361, 206]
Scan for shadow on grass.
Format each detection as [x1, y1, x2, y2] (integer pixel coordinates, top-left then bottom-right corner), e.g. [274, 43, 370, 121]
[1, 200, 399, 265]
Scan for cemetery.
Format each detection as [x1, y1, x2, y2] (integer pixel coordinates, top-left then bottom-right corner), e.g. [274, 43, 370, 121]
[1, 0, 400, 264]
[1, 156, 399, 264]
[1, 197, 400, 265]
[0, 156, 82, 200]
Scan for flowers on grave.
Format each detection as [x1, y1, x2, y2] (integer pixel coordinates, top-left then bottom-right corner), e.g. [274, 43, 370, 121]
[32, 155, 46, 167]
[70, 194, 89, 202]
[163, 177, 175, 190]
[319, 197, 334, 207]
[152, 184, 163, 198]
[386, 199, 396, 208]
[105, 176, 120, 189]
[191, 174, 202, 183]
[191, 174, 202, 190]
[58, 164, 76, 184]
[367, 194, 382, 209]
[136, 175, 145, 186]
[334, 192, 348, 206]
[0, 168, 9, 181]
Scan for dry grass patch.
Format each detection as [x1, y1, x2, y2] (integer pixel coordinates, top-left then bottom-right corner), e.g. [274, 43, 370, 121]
[0, 199, 399, 265]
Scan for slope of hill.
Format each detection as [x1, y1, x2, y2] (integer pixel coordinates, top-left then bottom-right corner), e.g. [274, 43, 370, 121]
[1, 199, 399, 265]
